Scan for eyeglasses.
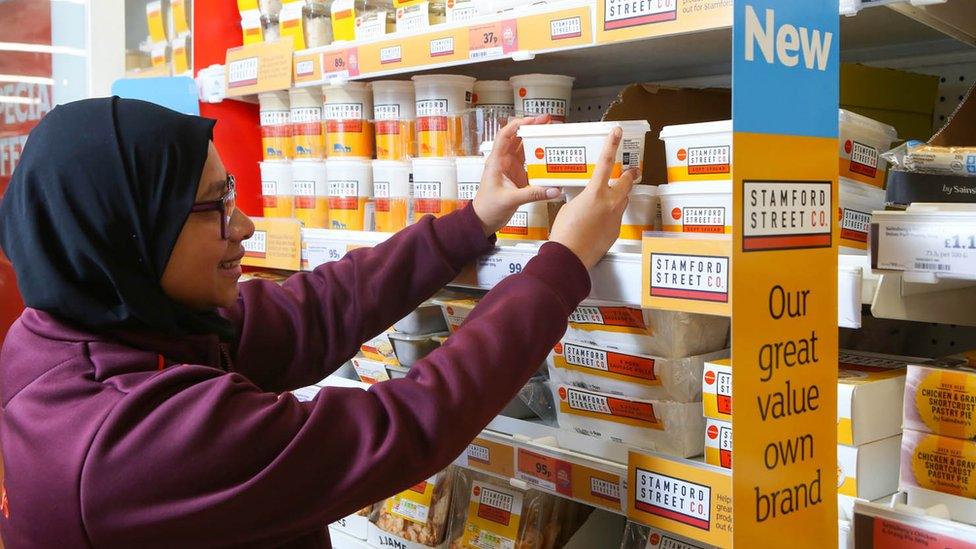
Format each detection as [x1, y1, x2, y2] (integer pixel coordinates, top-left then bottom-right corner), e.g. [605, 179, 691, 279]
[190, 174, 237, 240]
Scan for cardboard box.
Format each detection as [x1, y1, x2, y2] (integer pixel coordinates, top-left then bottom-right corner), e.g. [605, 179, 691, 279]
[904, 361, 976, 440]
[900, 428, 976, 500]
[330, 512, 370, 540]
[838, 350, 922, 446]
[840, 63, 939, 142]
[838, 435, 902, 500]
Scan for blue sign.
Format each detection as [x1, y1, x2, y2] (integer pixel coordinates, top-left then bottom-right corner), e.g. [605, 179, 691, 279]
[111, 76, 199, 116]
[733, 0, 839, 138]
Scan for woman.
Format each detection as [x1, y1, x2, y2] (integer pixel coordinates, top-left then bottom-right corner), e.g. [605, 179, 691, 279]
[0, 97, 634, 547]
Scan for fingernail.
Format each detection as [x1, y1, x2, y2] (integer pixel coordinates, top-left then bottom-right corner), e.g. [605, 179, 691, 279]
[545, 187, 562, 199]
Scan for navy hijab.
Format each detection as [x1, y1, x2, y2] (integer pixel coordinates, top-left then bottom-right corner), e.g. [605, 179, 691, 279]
[0, 97, 234, 340]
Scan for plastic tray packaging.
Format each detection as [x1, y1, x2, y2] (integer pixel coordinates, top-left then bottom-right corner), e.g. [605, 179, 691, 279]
[548, 340, 729, 403]
[388, 331, 448, 367]
[372, 468, 455, 547]
[566, 301, 729, 358]
[447, 468, 592, 549]
[431, 295, 481, 333]
[394, 302, 450, 335]
[619, 520, 719, 549]
[552, 384, 705, 458]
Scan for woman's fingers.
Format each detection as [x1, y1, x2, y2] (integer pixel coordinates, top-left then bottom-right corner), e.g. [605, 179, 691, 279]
[588, 127, 622, 194]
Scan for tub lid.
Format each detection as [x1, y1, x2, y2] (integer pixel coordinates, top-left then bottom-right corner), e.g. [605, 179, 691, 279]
[517, 120, 650, 138]
[411, 74, 476, 85]
[509, 73, 576, 87]
[656, 181, 732, 195]
[659, 120, 732, 139]
[839, 109, 898, 140]
[630, 184, 659, 196]
[371, 80, 415, 93]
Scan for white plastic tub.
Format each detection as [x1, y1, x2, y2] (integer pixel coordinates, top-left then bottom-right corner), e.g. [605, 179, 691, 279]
[566, 300, 730, 358]
[553, 384, 705, 458]
[659, 120, 732, 183]
[289, 87, 324, 160]
[838, 109, 898, 189]
[413, 74, 475, 157]
[548, 340, 729, 402]
[388, 331, 447, 367]
[473, 80, 514, 114]
[372, 159, 412, 232]
[291, 161, 328, 229]
[259, 91, 292, 161]
[325, 158, 373, 230]
[323, 82, 374, 158]
[518, 120, 649, 187]
[840, 177, 886, 254]
[259, 161, 294, 218]
[454, 156, 485, 208]
[498, 200, 555, 241]
[510, 73, 574, 122]
[620, 185, 659, 241]
[411, 157, 458, 219]
[658, 181, 732, 234]
[372, 80, 416, 160]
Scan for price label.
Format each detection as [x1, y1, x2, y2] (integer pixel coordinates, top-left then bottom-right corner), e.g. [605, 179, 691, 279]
[876, 220, 976, 277]
[324, 48, 360, 81]
[306, 242, 347, 269]
[516, 448, 571, 494]
[468, 19, 518, 60]
[474, 251, 527, 287]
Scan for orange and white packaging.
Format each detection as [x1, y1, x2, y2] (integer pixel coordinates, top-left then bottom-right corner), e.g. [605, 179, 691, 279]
[552, 384, 705, 458]
[517, 120, 648, 187]
[259, 91, 292, 161]
[323, 82, 375, 158]
[838, 109, 898, 189]
[412, 74, 474, 157]
[900, 428, 976, 499]
[372, 159, 412, 232]
[658, 181, 732, 234]
[289, 87, 325, 160]
[702, 358, 732, 421]
[373, 80, 417, 160]
[510, 73, 574, 122]
[903, 360, 976, 440]
[431, 295, 479, 333]
[839, 350, 922, 446]
[454, 156, 484, 209]
[498, 201, 554, 241]
[566, 300, 730, 358]
[351, 356, 392, 385]
[326, 158, 373, 230]
[411, 157, 457, 219]
[259, 161, 294, 218]
[839, 177, 885, 254]
[548, 339, 728, 403]
[704, 418, 733, 470]
[360, 330, 399, 365]
[659, 120, 732, 183]
[370, 470, 454, 548]
[291, 161, 329, 228]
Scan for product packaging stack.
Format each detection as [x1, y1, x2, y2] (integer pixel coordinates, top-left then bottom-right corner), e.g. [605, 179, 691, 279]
[367, 467, 456, 549]
[547, 302, 730, 459]
[619, 520, 720, 549]
[899, 355, 976, 515]
[353, 296, 452, 384]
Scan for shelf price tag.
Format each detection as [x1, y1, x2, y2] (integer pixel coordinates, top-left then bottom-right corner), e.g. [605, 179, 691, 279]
[225, 40, 294, 96]
[467, 19, 518, 60]
[516, 448, 571, 495]
[305, 241, 347, 269]
[472, 251, 528, 288]
[875, 220, 976, 277]
[569, 463, 625, 512]
[323, 48, 360, 81]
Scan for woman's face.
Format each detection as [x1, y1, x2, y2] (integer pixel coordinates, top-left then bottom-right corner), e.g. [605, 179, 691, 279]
[161, 143, 254, 310]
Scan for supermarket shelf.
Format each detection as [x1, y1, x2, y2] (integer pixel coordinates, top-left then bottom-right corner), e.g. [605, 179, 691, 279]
[888, 0, 976, 48]
[854, 495, 976, 546]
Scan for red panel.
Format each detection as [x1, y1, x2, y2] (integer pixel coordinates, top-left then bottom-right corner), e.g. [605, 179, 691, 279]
[195, 1, 263, 216]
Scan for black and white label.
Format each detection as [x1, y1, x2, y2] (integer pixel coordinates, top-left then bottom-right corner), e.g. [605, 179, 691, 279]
[590, 477, 621, 502]
[650, 253, 729, 302]
[524, 98, 567, 117]
[413, 181, 442, 199]
[227, 56, 258, 87]
[551, 16, 583, 39]
[329, 180, 359, 197]
[743, 180, 832, 251]
[604, 0, 677, 30]
[416, 99, 449, 117]
[877, 221, 976, 275]
[429, 36, 455, 57]
[374, 104, 400, 120]
[634, 469, 711, 530]
[563, 343, 610, 371]
[379, 44, 402, 64]
[458, 183, 479, 201]
[290, 107, 321, 123]
[261, 180, 278, 196]
[324, 103, 363, 120]
[295, 59, 314, 77]
[259, 110, 289, 126]
[243, 230, 267, 254]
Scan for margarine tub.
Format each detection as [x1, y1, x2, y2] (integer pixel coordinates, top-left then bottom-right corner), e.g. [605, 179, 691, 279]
[412, 157, 458, 219]
[565, 185, 659, 242]
[326, 158, 373, 230]
[552, 384, 705, 458]
[323, 82, 375, 158]
[372, 80, 417, 160]
[260, 161, 294, 218]
[517, 120, 649, 187]
[455, 156, 485, 208]
[259, 91, 292, 161]
[289, 87, 325, 160]
[658, 181, 733, 234]
[473, 80, 515, 114]
[372, 160, 412, 232]
[291, 161, 329, 228]
[510, 73, 574, 122]
[900, 428, 976, 499]
[839, 177, 885, 254]
[567, 300, 729, 358]
[498, 201, 554, 241]
[548, 339, 729, 403]
[838, 109, 898, 189]
[413, 74, 475, 157]
[659, 120, 732, 183]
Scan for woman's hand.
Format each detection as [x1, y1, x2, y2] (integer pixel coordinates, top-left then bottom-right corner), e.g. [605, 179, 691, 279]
[549, 127, 638, 269]
[472, 115, 562, 236]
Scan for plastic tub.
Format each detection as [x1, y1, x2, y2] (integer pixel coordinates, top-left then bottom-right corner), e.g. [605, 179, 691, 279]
[259, 161, 294, 218]
[620, 185, 659, 241]
[454, 156, 484, 208]
[412, 74, 475, 157]
[323, 82, 375, 158]
[838, 109, 898, 189]
[473, 80, 514, 115]
[372, 159, 412, 232]
[498, 200, 554, 241]
[566, 300, 730, 358]
[411, 157, 458, 219]
[548, 340, 729, 402]
[510, 73, 575, 122]
[259, 91, 292, 161]
[518, 120, 649, 187]
[553, 384, 705, 458]
[326, 158, 373, 230]
[393, 302, 449, 335]
[658, 181, 732, 234]
[659, 120, 732, 183]
[291, 161, 329, 228]
[431, 295, 479, 333]
[840, 177, 885, 254]
[372, 80, 417, 160]
[388, 331, 447, 367]
[289, 87, 325, 160]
